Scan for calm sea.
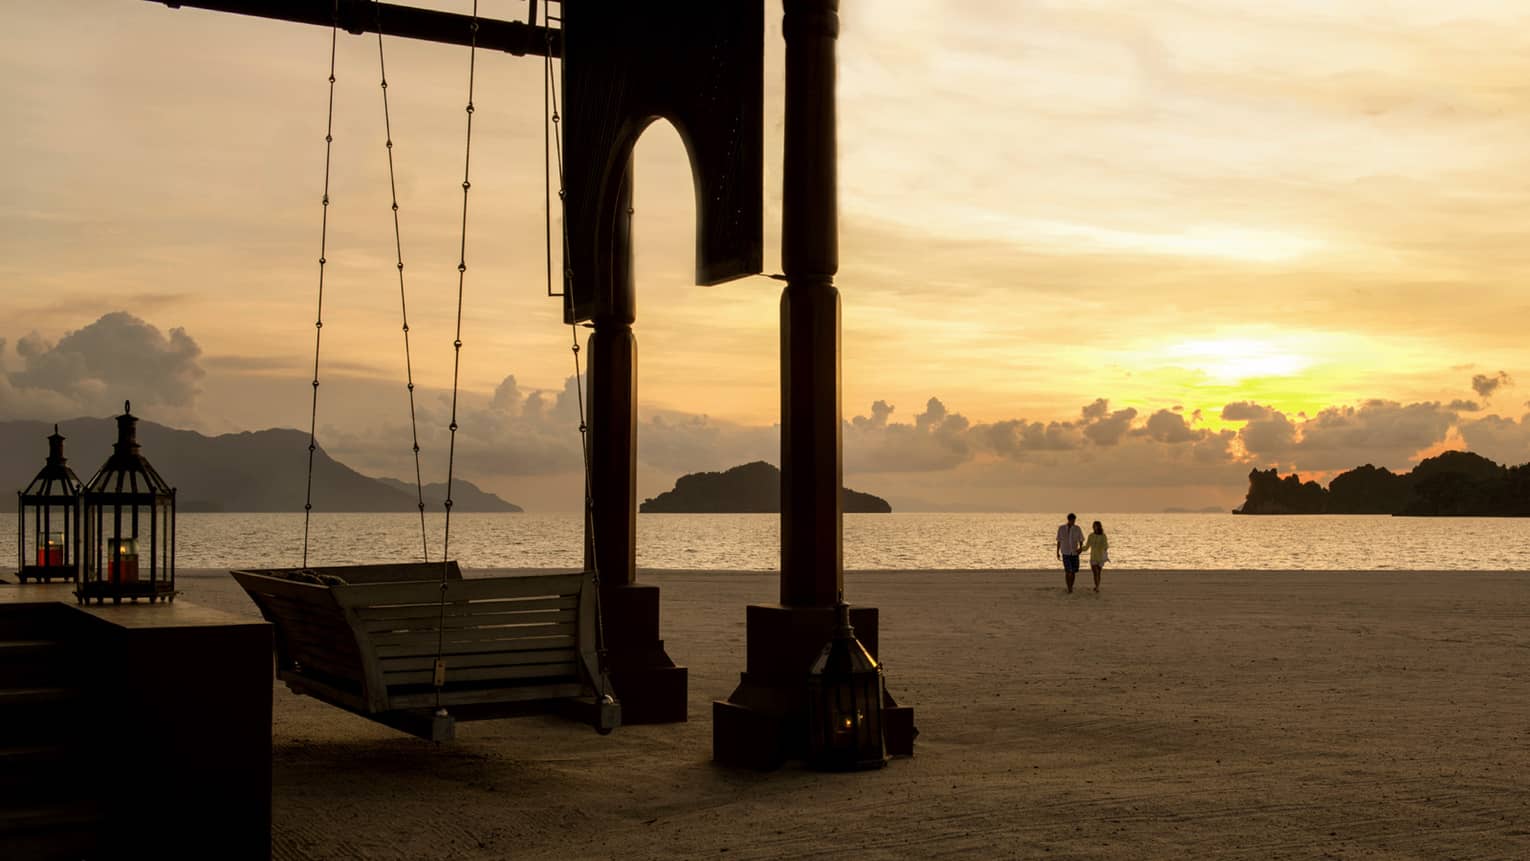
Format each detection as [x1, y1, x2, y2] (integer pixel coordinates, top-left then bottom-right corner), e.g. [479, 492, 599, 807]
[6, 512, 1526, 572]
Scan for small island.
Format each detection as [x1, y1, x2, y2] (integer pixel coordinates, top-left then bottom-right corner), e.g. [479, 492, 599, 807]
[1236, 450, 1530, 516]
[640, 461, 892, 513]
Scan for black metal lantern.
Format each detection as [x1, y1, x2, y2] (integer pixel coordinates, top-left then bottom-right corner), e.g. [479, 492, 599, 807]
[805, 601, 887, 771]
[78, 402, 176, 604]
[15, 425, 83, 584]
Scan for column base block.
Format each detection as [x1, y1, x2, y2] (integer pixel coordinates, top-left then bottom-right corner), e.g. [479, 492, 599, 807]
[599, 582, 687, 724]
[609, 662, 688, 724]
[712, 603, 916, 768]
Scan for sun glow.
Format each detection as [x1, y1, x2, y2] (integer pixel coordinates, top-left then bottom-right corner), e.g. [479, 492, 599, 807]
[1027, 221, 1324, 264]
[1165, 337, 1313, 384]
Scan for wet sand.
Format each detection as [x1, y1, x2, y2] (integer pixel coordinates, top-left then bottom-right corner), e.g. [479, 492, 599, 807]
[181, 567, 1530, 860]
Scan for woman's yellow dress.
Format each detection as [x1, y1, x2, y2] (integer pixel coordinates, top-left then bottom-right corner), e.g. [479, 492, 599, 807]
[1083, 533, 1109, 566]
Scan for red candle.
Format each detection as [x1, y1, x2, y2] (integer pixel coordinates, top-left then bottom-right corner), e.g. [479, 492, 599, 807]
[37, 533, 64, 566]
[109, 555, 139, 584]
[108, 538, 139, 584]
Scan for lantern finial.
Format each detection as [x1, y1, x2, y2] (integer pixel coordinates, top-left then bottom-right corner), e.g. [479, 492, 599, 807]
[46, 425, 67, 465]
[114, 405, 141, 456]
[124, 399, 132, 415]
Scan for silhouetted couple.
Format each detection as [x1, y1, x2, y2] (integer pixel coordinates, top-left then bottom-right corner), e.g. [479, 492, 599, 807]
[1055, 513, 1108, 593]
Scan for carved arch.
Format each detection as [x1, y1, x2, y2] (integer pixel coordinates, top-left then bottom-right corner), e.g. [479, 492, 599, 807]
[562, 1, 764, 323]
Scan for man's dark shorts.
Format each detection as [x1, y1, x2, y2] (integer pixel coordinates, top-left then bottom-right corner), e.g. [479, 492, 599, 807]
[1062, 554, 1081, 574]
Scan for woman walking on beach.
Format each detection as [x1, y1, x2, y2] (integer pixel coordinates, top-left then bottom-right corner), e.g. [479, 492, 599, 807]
[1081, 521, 1109, 593]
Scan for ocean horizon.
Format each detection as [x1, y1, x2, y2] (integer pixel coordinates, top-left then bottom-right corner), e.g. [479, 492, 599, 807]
[10, 512, 1526, 573]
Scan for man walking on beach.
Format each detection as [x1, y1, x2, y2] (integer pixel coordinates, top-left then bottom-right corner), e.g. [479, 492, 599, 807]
[1056, 513, 1085, 593]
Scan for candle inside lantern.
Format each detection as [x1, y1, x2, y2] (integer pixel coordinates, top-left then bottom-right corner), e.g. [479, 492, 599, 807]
[108, 537, 139, 584]
[835, 708, 864, 742]
[37, 531, 64, 566]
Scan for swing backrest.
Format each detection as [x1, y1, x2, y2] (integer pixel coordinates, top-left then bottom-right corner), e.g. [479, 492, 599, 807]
[334, 571, 593, 712]
[233, 567, 598, 714]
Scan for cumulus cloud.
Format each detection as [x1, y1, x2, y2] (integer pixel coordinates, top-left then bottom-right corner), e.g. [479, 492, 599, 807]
[1449, 399, 1481, 412]
[1220, 398, 1461, 472]
[324, 374, 583, 481]
[1143, 408, 1203, 444]
[1220, 401, 1273, 422]
[844, 397, 972, 472]
[1471, 371, 1512, 400]
[847, 395, 1251, 494]
[977, 418, 1082, 456]
[327, 374, 777, 482]
[1457, 413, 1530, 467]
[1294, 400, 1458, 470]
[0, 312, 204, 422]
[636, 409, 775, 473]
[1236, 408, 1297, 457]
[1192, 429, 1238, 464]
[1080, 401, 1137, 446]
[1080, 398, 1110, 421]
[929, 426, 1251, 501]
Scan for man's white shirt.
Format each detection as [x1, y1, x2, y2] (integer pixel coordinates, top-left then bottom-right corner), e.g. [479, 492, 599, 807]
[1057, 523, 1084, 555]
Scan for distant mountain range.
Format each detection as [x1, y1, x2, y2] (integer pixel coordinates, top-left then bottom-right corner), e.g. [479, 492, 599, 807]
[0, 417, 521, 513]
[640, 461, 892, 513]
[1236, 451, 1530, 516]
[373, 478, 522, 513]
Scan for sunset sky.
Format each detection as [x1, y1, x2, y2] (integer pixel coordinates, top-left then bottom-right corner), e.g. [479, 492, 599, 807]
[3, 1, 1529, 511]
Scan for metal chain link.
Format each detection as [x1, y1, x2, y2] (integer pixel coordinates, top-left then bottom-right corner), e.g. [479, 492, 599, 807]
[373, 11, 431, 562]
[543, 12, 558, 299]
[543, 3, 611, 699]
[442, 4, 478, 568]
[301, 1, 342, 569]
[435, 1, 480, 706]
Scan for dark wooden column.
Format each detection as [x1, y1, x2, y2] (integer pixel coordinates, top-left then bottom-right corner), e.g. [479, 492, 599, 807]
[713, 0, 914, 768]
[586, 163, 637, 588]
[584, 161, 688, 724]
[779, 0, 844, 608]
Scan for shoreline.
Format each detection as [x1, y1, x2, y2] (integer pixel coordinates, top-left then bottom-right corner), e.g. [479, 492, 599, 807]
[146, 567, 1530, 859]
[179, 566, 1530, 578]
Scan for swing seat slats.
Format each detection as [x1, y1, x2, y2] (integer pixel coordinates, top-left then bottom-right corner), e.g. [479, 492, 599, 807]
[230, 563, 618, 741]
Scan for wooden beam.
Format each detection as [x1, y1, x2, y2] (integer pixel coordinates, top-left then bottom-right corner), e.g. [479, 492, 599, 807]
[147, 0, 562, 58]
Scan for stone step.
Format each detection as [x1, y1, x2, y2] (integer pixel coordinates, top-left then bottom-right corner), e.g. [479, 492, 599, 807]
[0, 744, 77, 797]
[0, 686, 81, 706]
[0, 803, 101, 859]
[0, 639, 79, 689]
[0, 687, 87, 744]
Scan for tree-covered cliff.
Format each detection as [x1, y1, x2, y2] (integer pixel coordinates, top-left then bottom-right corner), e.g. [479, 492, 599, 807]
[1237, 451, 1530, 516]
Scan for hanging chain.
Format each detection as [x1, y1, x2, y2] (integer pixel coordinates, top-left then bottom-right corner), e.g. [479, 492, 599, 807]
[543, 4, 611, 698]
[435, 1, 480, 706]
[442, 3, 478, 566]
[301, 2, 342, 569]
[373, 11, 430, 562]
[543, 16, 557, 298]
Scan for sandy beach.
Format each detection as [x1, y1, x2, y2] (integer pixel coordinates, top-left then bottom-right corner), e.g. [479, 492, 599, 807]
[178, 567, 1529, 860]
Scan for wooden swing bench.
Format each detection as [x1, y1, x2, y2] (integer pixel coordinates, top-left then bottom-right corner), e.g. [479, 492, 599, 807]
[231, 563, 619, 742]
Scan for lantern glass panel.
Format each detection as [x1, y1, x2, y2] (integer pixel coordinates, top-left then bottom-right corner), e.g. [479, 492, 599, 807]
[39, 530, 64, 566]
[108, 536, 140, 584]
